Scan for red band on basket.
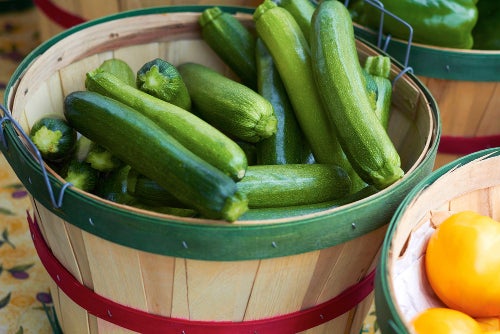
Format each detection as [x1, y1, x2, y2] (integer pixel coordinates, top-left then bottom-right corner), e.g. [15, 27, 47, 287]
[33, 0, 86, 29]
[438, 135, 500, 155]
[27, 211, 375, 333]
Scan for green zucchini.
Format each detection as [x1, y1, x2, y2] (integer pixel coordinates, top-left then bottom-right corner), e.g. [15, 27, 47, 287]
[199, 6, 257, 90]
[240, 184, 378, 219]
[85, 70, 247, 181]
[310, 0, 404, 189]
[277, 0, 316, 40]
[64, 91, 248, 221]
[94, 164, 137, 205]
[364, 55, 392, 130]
[60, 158, 99, 192]
[237, 164, 351, 208]
[136, 58, 191, 111]
[178, 62, 277, 143]
[364, 55, 391, 79]
[362, 69, 378, 111]
[125, 163, 353, 209]
[253, 0, 342, 164]
[97, 58, 136, 87]
[85, 142, 123, 172]
[255, 38, 309, 164]
[29, 115, 77, 162]
[127, 169, 187, 208]
[254, 0, 367, 193]
[371, 76, 392, 130]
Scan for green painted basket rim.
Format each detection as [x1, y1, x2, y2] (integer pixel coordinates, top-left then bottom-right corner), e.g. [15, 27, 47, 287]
[2, 5, 440, 262]
[354, 24, 500, 82]
[375, 147, 500, 334]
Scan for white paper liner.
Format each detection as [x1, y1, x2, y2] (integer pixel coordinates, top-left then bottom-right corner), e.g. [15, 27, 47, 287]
[391, 219, 445, 323]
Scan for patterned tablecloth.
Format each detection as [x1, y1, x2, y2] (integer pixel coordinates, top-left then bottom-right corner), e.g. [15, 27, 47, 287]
[0, 4, 380, 333]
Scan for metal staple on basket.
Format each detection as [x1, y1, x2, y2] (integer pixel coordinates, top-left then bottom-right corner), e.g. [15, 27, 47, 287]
[0, 103, 72, 209]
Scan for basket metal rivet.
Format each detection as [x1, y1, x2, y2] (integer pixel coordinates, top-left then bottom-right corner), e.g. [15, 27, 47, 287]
[182, 241, 188, 249]
[89, 218, 94, 226]
[27, 176, 32, 184]
[107, 309, 112, 317]
[351, 223, 356, 229]
[271, 241, 278, 248]
[319, 314, 324, 319]
[56, 274, 60, 282]
[445, 65, 451, 71]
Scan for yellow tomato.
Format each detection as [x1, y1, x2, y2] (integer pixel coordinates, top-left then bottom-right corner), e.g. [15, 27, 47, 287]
[477, 317, 500, 331]
[425, 211, 500, 317]
[412, 308, 483, 334]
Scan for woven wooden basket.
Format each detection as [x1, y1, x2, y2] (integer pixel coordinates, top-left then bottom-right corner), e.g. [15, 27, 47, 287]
[354, 24, 500, 169]
[375, 148, 500, 333]
[2, 6, 439, 334]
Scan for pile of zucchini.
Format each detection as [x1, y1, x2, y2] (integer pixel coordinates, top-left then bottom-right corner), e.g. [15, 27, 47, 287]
[29, 0, 403, 222]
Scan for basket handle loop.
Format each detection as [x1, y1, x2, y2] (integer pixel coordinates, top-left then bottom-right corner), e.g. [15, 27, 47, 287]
[344, 0, 414, 86]
[0, 104, 72, 209]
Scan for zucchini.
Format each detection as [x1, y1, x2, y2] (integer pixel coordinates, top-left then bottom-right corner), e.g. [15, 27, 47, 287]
[277, 0, 316, 41]
[94, 164, 137, 205]
[127, 169, 187, 208]
[97, 58, 136, 87]
[126, 163, 351, 209]
[254, 0, 367, 193]
[253, 0, 342, 164]
[237, 164, 351, 208]
[136, 58, 191, 111]
[310, 0, 404, 189]
[60, 158, 99, 192]
[85, 70, 247, 181]
[364, 55, 392, 130]
[178, 62, 277, 143]
[362, 69, 378, 111]
[199, 6, 257, 90]
[255, 38, 309, 165]
[371, 76, 392, 130]
[85, 142, 123, 172]
[29, 115, 77, 162]
[364, 55, 391, 79]
[241, 185, 378, 219]
[64, 91, 248, 221]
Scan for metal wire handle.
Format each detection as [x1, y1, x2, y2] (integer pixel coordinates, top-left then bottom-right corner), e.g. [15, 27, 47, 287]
[344, 0, 414, 84]
[0, 104, 72, 209]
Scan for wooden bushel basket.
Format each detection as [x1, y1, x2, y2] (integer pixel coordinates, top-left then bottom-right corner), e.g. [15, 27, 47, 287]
[375, 148, 500, 333]
[354, 25, 500, 169]
[1, 6, 439, 334]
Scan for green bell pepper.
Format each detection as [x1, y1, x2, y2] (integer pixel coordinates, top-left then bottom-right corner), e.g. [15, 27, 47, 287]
[472, 0, 500, 50]
[350, 0, 478, 49]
